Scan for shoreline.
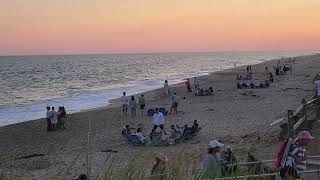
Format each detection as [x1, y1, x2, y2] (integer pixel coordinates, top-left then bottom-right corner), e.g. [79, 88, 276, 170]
[0, 53, 316, 129]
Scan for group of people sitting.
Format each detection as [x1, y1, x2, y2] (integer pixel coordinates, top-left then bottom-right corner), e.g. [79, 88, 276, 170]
[275, 65, 291, 76]
[121, 120, 201, 146]
[195, 87, 214, 96]
[236, 73, 253, 81]
[237, 80, 270, 89]
[45, 106, 67, 131]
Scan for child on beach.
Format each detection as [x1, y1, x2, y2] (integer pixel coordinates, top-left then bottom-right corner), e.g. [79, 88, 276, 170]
[120, 92, 129, 115]
[139, 94, 146, 116]
[129, 96, 137, 118]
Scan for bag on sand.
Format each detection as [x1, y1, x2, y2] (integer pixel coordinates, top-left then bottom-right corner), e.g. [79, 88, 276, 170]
[274, 138, 293, 171]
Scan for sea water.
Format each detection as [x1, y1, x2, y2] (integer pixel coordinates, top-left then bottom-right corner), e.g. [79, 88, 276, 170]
[0, 51, 317, 126]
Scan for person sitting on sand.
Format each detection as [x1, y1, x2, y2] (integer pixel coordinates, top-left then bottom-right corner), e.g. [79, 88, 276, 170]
[46, 106, 52, 131]
[50, 107, 58, 131]
[241, 81, 248, 88]
[122, 125, 135, 136]
[120, 92, 129, 115]
[153, 108, 167, 135]
[190, 120, 200, 135]
[250, 82, 255, 89]
[136, 128, 147, 143]
[265, 80, 270, 87]
[207, 87, 214, 95]
[151, 153, 168, 179]
[236, 82, 242, 89]
[169, 125, 177, 139]
[199, 89, 205, 96]
[182, 124, 191, 139]
[139, 94, 146, 116]
[203, 140, 225, 178]
[170, 92, 180, 114]
[129, 96, 137, 118]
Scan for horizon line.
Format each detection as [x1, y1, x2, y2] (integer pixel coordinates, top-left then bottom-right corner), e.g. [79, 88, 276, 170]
[0, 49, 319, 57]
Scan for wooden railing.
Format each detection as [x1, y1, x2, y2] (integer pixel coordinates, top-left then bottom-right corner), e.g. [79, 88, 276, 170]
[270, 97, 319, 139]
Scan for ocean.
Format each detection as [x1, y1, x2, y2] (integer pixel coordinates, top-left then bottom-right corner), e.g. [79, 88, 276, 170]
[0, 51, 317, 126]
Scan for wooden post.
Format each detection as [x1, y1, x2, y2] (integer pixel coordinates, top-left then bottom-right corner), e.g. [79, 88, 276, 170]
[287, 110, 294, 138]
[301, 98, 308, 130]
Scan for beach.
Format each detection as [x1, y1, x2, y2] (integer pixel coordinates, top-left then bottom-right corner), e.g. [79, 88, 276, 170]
[1, 54, 320, 179]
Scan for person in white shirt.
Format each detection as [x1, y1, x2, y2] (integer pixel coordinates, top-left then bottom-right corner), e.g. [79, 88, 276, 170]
[50, 107, 58, 130]
[170, 92, 180, 114]
[152, 108, 167, 135]
[46, 106, 52, 131]
[120, 92, 129, 115]
[164, 80, 169, 95]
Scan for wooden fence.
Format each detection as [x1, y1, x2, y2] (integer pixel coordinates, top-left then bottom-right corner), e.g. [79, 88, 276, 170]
[270, 97, 320, 140]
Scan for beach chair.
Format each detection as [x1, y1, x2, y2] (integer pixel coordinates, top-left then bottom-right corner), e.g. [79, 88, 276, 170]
[147, 109, 155, 116]
[150, 132, 166, 145]
[159, 107, 167, 115]
[127, 134, 145, 146]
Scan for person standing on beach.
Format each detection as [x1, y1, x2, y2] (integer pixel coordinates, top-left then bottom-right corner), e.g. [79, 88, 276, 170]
[170, 92, 180, 114]
[129, 96, 137, 118]
[283, 131, 315, 179]
[120, 92, 129, 115]
[193, 77, 200, 91]
[185, 78, 192, 92]
[139, 94, 146, 116]
[203, 140, 225, 178]
[153, 108, 167, 135]
[164, 80, 169, 95]
[50, 107, 58, 131]
[45, 106, 52, 131]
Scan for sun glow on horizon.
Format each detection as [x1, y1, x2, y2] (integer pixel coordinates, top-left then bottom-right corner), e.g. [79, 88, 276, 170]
[1, 0, 320, 55]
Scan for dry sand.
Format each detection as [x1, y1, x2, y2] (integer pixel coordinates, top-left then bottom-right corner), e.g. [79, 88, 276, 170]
[1, 54, 320, 179]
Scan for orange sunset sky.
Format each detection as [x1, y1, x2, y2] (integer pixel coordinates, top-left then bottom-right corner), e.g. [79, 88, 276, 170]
[1, 0, 320, 55]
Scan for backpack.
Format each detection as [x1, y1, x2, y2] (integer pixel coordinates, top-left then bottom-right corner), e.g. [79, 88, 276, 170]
[274, 138, 293, 171]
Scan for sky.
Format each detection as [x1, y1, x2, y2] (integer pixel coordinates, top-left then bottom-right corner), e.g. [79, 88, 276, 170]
[1, 0, 320, 55]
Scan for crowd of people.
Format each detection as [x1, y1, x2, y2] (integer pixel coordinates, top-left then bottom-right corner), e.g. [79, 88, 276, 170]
[104, 56, 315, 178]
[149, 130, 315, 179]
[122, 118, 201, 146]
[121, 92, 146, 118]
[45, 106, 66, 131]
